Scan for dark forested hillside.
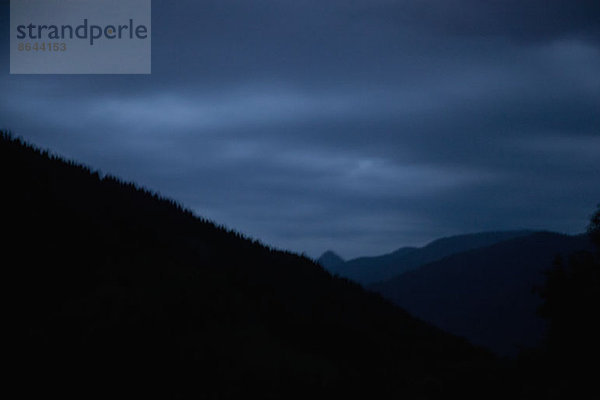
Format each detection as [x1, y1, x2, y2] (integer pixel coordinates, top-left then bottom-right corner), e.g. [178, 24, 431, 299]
[528, 208, 600, 398]
[325, 231, 532, 285]
[1, 132, 507, 399]
[370, 232, 594, 356]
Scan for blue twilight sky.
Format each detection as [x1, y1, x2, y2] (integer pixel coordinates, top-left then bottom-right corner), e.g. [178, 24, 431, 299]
[1, 0, 599, 259]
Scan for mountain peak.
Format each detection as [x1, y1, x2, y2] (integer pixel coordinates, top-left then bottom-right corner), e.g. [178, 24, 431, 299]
[317, 250, 345, 269]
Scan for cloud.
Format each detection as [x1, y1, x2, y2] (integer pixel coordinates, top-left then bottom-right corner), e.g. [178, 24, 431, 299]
[352, 0, 600, 43]
[1, 0, 599, 258]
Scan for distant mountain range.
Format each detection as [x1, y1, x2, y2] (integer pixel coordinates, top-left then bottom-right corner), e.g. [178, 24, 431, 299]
[369, 231, 593, 356]
[319, 230, 533, 285]
[320, 231, 593, 356]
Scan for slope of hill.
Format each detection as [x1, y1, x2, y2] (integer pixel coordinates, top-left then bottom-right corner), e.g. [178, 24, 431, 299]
[325, 231, 533, 285]
[370, 232, 594, 356]
[1, 132, 507, 399]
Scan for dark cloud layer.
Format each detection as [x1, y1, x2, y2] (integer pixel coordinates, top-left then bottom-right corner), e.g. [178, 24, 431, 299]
[363, 0, 600, 42]
[1, 1, 599, 258]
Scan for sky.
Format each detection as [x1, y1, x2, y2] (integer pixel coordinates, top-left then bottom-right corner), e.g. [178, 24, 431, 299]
[1, 0, 599, 259]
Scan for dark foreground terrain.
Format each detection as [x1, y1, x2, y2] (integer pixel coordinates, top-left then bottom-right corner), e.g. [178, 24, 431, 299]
[3, 131, 598, 399]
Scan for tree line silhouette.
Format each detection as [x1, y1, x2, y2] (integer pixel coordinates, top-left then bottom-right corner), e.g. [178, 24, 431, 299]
[518, 205, 600, 397]
[2, 130, 597, 398]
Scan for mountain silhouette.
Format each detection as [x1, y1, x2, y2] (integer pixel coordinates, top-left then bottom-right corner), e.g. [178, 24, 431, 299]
[317, 250, 345, 269]
[325, 231, 533, 285]
[370, 232, 594, 356]
[2, 131, 510, 399]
